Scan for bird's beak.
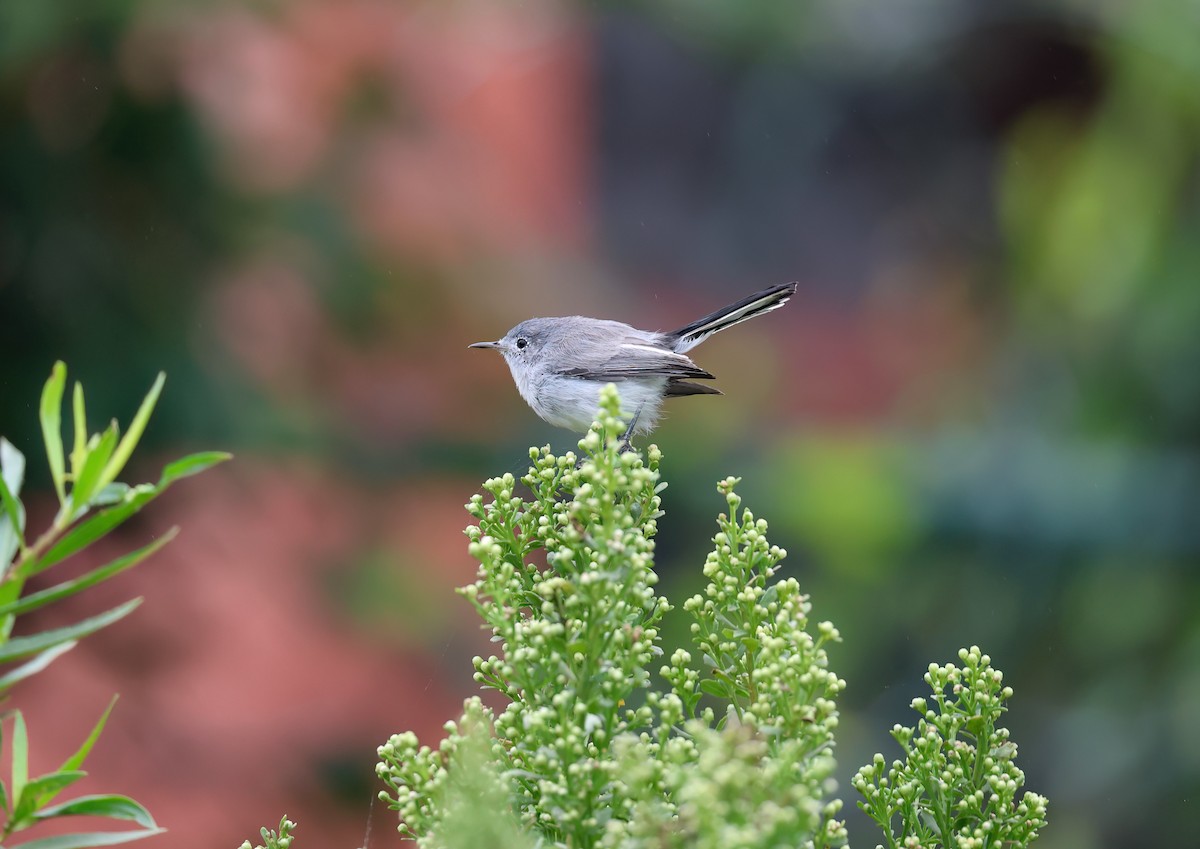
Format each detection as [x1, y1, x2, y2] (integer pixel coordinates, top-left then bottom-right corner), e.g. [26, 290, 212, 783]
[468, 340, 501, 350]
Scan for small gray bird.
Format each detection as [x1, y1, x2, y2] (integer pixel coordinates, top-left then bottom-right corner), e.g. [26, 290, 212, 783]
[469, 282, 797, 438]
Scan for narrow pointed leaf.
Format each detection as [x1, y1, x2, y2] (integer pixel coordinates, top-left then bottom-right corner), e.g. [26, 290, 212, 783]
[35, 794, 156, 828]
[8, 828, 164, 849]
[0, 478, 22, 569]
[0, 599, 142, 664]
[0, 532, 176, 621]
[1, 438, 26, 496]
[39, 362, 67, 503]
[1, 439, 27, 564]
[12, 771, 87, 825]
[0, 571, 23, 639]
[97, 372, 164, 494]
[68, 425, 119, 518]
[0, 642, 76, 693]
[159, 451, 232, 486]
[12, 710, 28, 807]
[70, 382, 87, 481]
[0, 613, 17, 643]
[61, 696, 118, 773]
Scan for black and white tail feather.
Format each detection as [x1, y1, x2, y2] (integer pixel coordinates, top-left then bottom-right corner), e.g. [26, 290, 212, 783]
[668, 281, 797, 353]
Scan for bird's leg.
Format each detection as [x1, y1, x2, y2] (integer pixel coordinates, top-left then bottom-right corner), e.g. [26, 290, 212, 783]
[617, 403, 645, 454]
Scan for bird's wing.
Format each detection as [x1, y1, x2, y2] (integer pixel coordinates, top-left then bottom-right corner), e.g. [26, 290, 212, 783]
[555, 340, 713, 381]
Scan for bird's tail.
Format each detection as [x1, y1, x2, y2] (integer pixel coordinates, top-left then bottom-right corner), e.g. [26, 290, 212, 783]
[668, 282, 797, 353]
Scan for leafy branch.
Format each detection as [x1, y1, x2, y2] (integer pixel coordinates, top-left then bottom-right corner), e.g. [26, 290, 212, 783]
[0, 362, 230, 847]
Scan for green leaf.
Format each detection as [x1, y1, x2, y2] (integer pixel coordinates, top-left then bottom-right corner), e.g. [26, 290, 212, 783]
[0, 532, 177, 620]
[90, 483, 130, 507]
[0, 642, 76, 693]
[96, 372, 164, 494]
[68, 425, 119, 519]
[70, 382, 87, 482]
[39, 362, 67, 503]
[12, 710, 28, 808]
[158, 451, 232, 486]
[0, 615, 16, 644]
[1, 438, 25, 501]
[699, 678, 731, 700]
[61, 697, 117, 774]
[1, 438, 28, 565]
[0, 599, 142, 664]
[0, 485, 23, 569]
[11, 771, 87, 826]
[7, 828, 164, 849]
[0, 575, 22, 640]
[25, 490, 156, 578]
[35, 795, 156, 828]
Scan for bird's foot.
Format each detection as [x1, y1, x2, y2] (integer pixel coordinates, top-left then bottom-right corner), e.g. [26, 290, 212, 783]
[614, 404, 645, 455]
[619, 403, 644, 448]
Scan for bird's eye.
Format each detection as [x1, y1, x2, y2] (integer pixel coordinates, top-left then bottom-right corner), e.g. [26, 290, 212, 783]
[515, 337, 528, 350]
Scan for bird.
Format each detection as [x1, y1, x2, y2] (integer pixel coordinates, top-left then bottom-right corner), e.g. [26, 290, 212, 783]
[469, 282, 797, 438]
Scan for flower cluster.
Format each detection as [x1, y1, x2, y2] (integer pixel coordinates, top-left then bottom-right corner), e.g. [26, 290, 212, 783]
[375, 385, 850, 848]
[852, 646, 1049, 849]
[604, 720, 847, 849]
[675, 478, 845, 752]
[237, 817, 296, 849]
[378, 698, 527, 849]
[631, 476, 849, 847]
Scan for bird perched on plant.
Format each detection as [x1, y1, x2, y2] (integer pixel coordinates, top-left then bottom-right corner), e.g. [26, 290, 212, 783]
[469, 282, 797, 439]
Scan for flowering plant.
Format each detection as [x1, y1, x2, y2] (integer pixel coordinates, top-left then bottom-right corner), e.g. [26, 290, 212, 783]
[254, 384, 1048, 849]
[853, 647, 1049, 849]
[377, 385, 849, 848]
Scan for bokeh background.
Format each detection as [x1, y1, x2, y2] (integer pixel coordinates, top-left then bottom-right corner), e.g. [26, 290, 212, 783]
[2, 1, 1198, 847]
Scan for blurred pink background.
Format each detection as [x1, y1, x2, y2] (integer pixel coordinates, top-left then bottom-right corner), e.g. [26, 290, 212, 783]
[3, 1, 1198, 847]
